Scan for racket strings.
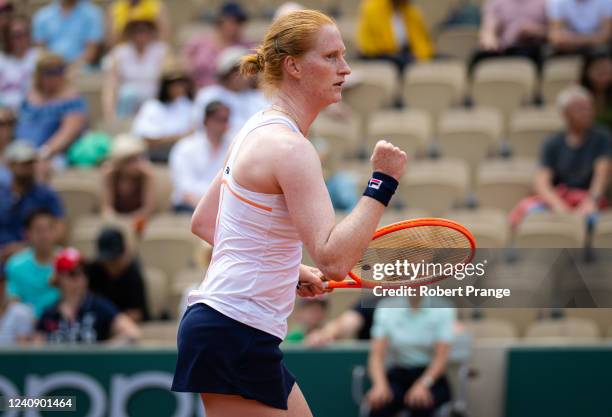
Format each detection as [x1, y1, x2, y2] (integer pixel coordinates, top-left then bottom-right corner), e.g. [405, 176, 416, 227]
[354, 225, 472, 284]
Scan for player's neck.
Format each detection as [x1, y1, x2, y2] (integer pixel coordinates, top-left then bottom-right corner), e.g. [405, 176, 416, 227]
[272, 90, 320, 136]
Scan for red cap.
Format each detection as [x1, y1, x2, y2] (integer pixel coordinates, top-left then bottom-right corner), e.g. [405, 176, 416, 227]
[54, 248, 82, 274]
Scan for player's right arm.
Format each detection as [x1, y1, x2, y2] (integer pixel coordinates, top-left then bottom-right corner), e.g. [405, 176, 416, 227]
[191, 171, 222, 245]
[276, 136, 407, 281]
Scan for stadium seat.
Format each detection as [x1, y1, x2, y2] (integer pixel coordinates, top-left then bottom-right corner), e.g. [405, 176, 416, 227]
[400, 158, 469, 215]
[525, 317, 600, 341]
[444, 208, 510, 248]
[170, 268, 205, 318]
[462, 318, 518, 340]
[51, 169, 101, 225]
[244, 18, 270, 44]
[366, 109, 432, 157]
[471, 58, 537, 129]
[327, 289, 362, 321]
[143, 267, 169, 320]
[541, 55, 582, 105]
[413, 0, 454, 29]
[150, 164, 173, 213]
[140, 321, 179, 345]
[437, 107, 503, 184]
[95, 117, 134, 137]
[476, 158, 536, 212]
[403, 60, 467, 125]
[74, 71, 104, 127]
[311, 111, 361, 160]
[435, 26, 480, 63]
[174, 22, 214, 49]
[380, 209, 431, 226]
[140, 225, 201, 280]
[593, 211, 612, 248]
[515, 212, 586, 248]
[69, 215, 136, 258]
[335, 16, 359, 59]
[508, 107, 564, 158]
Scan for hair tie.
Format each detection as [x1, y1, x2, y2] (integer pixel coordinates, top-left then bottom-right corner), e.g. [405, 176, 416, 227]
[256, 52, 265, 70]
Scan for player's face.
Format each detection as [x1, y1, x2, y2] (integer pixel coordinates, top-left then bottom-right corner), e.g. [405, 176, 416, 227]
[300, 24, 351, 106]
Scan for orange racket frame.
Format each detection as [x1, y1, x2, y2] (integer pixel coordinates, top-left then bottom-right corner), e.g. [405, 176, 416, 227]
[324, 218, 476, 289]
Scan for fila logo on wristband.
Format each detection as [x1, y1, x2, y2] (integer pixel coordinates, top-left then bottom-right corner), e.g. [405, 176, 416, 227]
[368, 178, 382, 190]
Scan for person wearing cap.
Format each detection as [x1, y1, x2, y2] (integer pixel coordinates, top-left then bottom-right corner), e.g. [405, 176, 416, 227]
[4, 209, 60, 318]
[35, 247, 141, 344]
[131, 64, 196, 162]
[32, 0, 104, 66]
[0, 140, 65, 261]
[192, 46, 268, 136]
[102, 18, 169, 120]
[107, 0, 170, 47]
[169, 100, 231, 213]
[183, 1, 252, 89]
[100, 133, 155, 219]
[14, 53, 88, 167]
[0, 269, 35, 346]
[85, 227, 149, 322]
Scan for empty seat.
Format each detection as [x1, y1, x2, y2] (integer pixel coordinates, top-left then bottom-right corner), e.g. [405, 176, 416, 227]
[143, 267, 169, 320]
[380, 209, 431, 227]
[70, 215, 136, 258]
[327, 289, 362, 320]
[462, 318, 518, 340]
[593, 211, 612, 248]
[435, 26, 480, 62]
[140, 225, 200, 279]
[525, 317, 599, 341]
[151, 164, 173, 213]
[95, 117, 134, 137]
[541, 56, 582, 105]
[437, 107, 503, 184]
[403, 60, 466, 123]
[74, 71, 104, 126]
[508, 107, 564, 158]
[244, 18, 270, 44]
[140, 320, 179, 344]
[414, 0, 454, 29]
[401, 158, 469, 215]
[51, 169, 101, 225]
[311, 111, 361, 161]
[476, 158, 536, 212]
[336, 16, 359, 59]
[170, 268, 205, 318]
[366, 109, 432, 157]
[444, 208, 510, 248]
[515, 212, 586, 248]
[471, 58, 537, 128]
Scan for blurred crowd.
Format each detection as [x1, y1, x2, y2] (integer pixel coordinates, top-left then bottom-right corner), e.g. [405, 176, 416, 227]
[0, 1, 611, 415]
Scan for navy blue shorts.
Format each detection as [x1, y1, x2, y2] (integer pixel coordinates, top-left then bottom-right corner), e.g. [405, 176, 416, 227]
[171, 303, 296, 410]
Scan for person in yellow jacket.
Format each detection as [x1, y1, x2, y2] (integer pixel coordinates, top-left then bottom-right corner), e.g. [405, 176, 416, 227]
[357, 0, 434, 73]
[107, 0, 170, 46]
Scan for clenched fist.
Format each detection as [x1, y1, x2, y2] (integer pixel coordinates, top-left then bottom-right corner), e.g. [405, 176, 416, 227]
[370, 140, 408, 181]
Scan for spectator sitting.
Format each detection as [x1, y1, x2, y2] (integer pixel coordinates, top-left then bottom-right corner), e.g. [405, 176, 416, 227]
[32, 0, 104, 67]
[581, 48, 612, 132]
[0, 15, 41, 110]
[469, 0, 547, 75]
[35, 248, 141, 344]
[103, 18, 169, 120]
[0, 141, 65, 262]
[285, 295, 329, 343]
[15, 53, 88, 169]
[85, 227, 149, 323]
[4, 209, 60, 318]
[357, 0, 434, 75]
[366, 295, 455, 417]
[101, 133, 155, 220]
[169, 101, 231, 213]
[547, 0, 611, 54]
[183, 1, 252, 89]
[0, 271, 34, 346]
[131, 65, 195, 162]
[107, 0, 170, 46]
[510, 86, 612, 228]
[0, 107, 16, 187]
[192, 47, 268, 136]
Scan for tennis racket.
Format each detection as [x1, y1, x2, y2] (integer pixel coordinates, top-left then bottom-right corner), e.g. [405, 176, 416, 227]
[324, 218, 476, 289]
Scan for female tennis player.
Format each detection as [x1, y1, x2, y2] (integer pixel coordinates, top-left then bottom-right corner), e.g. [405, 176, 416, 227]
[172, 10, 408, 417]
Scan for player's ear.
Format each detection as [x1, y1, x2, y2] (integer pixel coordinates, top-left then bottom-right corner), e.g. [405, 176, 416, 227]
[283, 55, 302, 80]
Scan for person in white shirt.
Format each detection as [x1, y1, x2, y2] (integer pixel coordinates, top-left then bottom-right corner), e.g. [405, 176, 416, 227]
[547, 0, 612, 53]
[132, 65, 196, 162]
[0, 15, 40, 110]
[192, 46, 268, 137]
[169, 101, 231, 212]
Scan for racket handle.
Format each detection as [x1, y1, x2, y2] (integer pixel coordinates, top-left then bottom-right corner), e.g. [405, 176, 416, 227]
[324, 280, 361, 289]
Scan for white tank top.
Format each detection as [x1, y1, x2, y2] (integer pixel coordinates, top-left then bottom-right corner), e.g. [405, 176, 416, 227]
[187, 111, 303, 340]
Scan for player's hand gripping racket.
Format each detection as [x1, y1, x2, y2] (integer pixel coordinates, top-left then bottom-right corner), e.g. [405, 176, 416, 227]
[325, 218, 475, 289]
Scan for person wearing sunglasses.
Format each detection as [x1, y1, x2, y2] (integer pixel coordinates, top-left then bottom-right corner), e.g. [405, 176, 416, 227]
[0, 15, 40, 110]
[34, 247, 141, 344]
